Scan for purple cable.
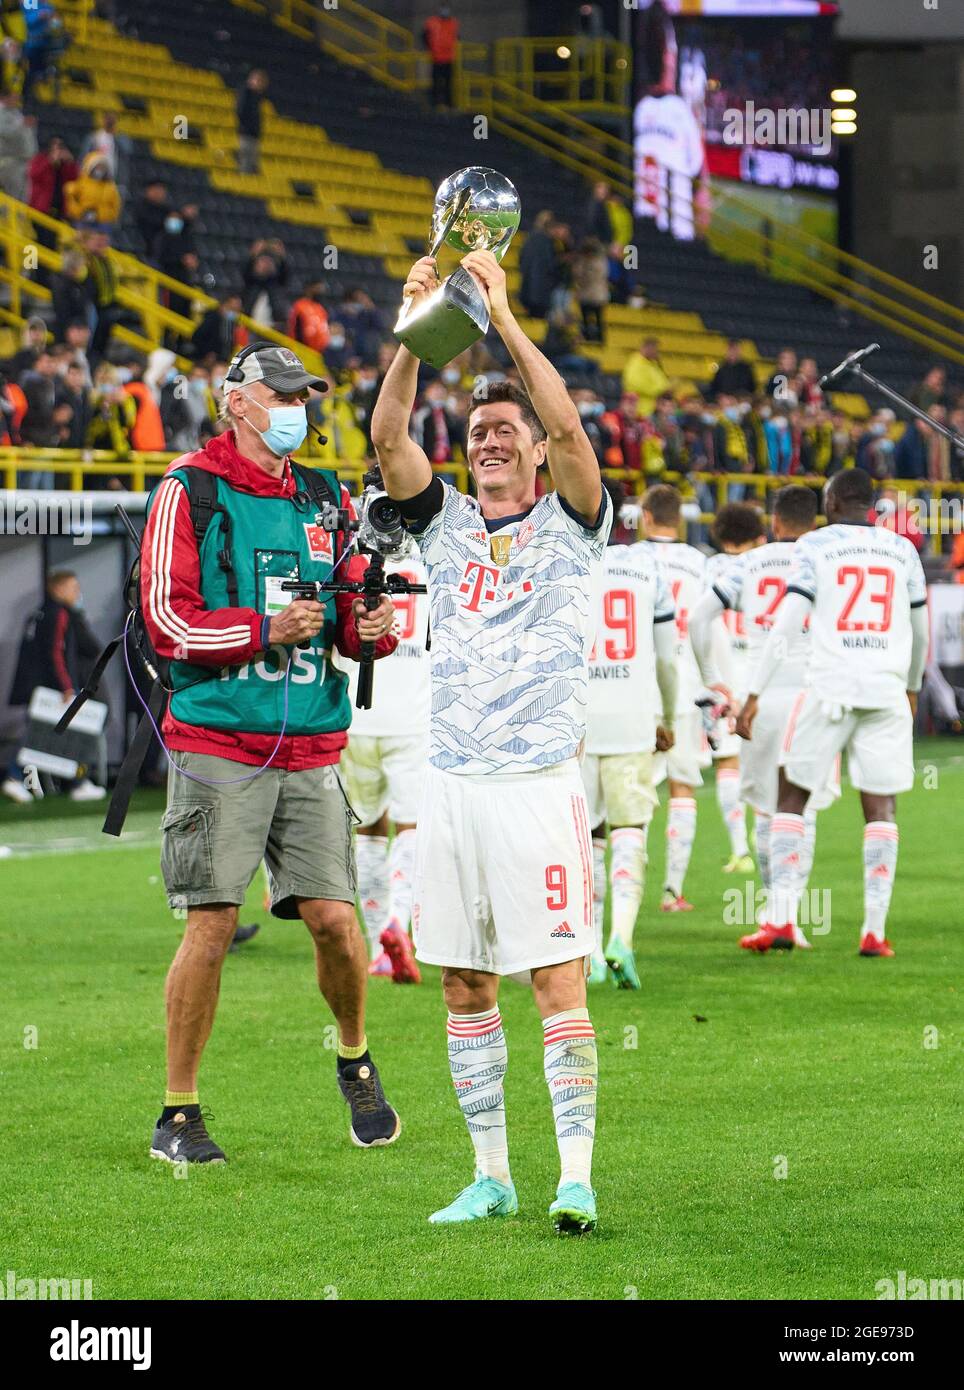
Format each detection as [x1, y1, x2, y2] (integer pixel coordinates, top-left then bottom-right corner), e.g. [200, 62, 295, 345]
[122, 610, 291, 787]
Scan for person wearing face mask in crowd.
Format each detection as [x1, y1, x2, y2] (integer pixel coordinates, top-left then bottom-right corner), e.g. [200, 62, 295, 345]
[856, 411, 898, 479]
[86, 361, 137, 461]
[322, 321, 351, 377]
[350, 362, 381, 449]
[138, 340, 402, 1166]
[411, 377, 465, 465]
[763, 404, 793, 474]
[287, 281, 330, 355]
[156, 204, 200, 339]
[191, 291, 244, 363]
[339, 289, 384, 364]
[64, 153, 121, 229]
[713, 393, 752, 497]
[122, 355, 166, 451]
[571, 388, 611, 469]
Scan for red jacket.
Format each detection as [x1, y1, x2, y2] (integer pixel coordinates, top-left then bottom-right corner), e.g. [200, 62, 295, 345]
[27, 153, 79, 215]
[424, 15, 458, 62]
[140, 431, 397, 769]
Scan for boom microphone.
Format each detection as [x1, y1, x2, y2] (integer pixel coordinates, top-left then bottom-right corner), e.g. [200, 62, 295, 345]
[818, 343, 880, 389]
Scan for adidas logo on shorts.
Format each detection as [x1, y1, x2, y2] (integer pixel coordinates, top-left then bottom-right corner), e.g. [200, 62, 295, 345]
[550, 921, 576, 939]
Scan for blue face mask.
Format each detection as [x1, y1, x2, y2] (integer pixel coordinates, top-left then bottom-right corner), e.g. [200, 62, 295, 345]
[247, 397, 308, 456]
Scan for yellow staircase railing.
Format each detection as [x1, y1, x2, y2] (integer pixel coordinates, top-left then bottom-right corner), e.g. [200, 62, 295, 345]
[492, 36, 632, 114]
[0, 193, 327, 377]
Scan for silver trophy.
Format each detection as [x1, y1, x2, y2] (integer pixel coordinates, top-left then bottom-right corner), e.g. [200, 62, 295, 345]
[394, 166, 521, 369]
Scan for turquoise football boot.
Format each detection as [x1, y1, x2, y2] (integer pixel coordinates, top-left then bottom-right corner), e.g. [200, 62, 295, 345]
[550, 1182, 597, 1235]
[429, 1174, 518, 1224]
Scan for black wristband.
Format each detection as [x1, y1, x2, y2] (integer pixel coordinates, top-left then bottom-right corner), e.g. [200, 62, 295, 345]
[397, 475, 446, 533]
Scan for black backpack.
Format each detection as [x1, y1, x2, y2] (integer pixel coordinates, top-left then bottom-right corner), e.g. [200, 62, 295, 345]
[57, 461, 340, 836]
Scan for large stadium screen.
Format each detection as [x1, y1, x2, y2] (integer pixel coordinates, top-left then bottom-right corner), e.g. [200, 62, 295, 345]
[633, 0, 839, 239]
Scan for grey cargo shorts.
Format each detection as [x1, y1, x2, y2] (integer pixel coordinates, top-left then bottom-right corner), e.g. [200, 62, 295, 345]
[160, 751, 358, 919]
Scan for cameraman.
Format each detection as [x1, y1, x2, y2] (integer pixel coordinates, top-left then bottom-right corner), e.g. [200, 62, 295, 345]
[140, 342, 401, 1164]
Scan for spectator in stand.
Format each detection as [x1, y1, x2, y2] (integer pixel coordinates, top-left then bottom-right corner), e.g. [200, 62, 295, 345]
[21, 0, 64, 107]
[5, 314, 47, 379]
[604, 192, 633, 304]
[79, 223, 120, 362]
[796, 357, 823, 409]
[874, 486, 925, 553]
[518, 209, 558, 321]
[86, 361, 136, 456]
[423, 5, 458, 108]
[0, 92, 36, 199]
[570, 236, 609, 343]
[155, 203, 199, 343]
[349, 359, 381, 449]
[133, 177, 170, 257]
[713, 393, 752, 494]
[895, 418, 931, 482]
[548, 219, 574, 313]
[0, 371, 21, 445]
[64, 152, 121, 229]
[123, 355, 166, 452]
[287, 281, 330, 354]
[27, 133, 77, 285]
[765, 347, 798, 400]
[652, 391, 684, 472]
[57, 360, 90, 448]
[80, 112, 132, 195]
[762, 404, 793, 475]
[622, 335, 670, 417]
[322, 320, 350, 377]
[18, 347, 60, 485]
[242, 237, 287, 324]
[50, 249, 93, 339]
[856, 410, 898, 479]
[309, 378, 368, 464]
[236, 68, 268, 174]
[587, 181, 613, 245]
[339, 287, 383, 363]
[410, 375, 464, 463]
[191, 290, 243, 363]
[949, 405, 964, 482]
[541, 303, 599, 378]
[601, 392, 645, 472]
[571, 387, 609, 468]
[911, 364, 948, 413]
[61, 319, 92, 386]
[709, 339, 755, 399]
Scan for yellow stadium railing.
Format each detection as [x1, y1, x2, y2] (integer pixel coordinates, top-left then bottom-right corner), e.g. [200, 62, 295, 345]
[0, 451, 469, 498]
[3, 455, 958, 558]
[0, 193, 327, 378]
[492, 37, 632, 113]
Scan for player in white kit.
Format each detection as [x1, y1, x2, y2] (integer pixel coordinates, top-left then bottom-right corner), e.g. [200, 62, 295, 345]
[584, 531, 678, 989]
[690, 486, 837, 947]
[338, 528, 430, 985]
[372, 249, 612, 1234]
[736, 469, 928, 956]
[703, 503, 767, 877]
[638, 484, 711, 911]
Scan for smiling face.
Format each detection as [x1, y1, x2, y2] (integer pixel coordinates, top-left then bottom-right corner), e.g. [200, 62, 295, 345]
[466, 399, 546, 506]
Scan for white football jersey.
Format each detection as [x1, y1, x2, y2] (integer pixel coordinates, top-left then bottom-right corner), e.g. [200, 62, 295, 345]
[336, 555, 431, 738]
[706, 550, 752, 700]
[586, 543, 675, 756]
[413, 484, 613, 774]
[712, 542, 811, 692]
[786, 522, 927, 707]
[641, 538, 706, 707]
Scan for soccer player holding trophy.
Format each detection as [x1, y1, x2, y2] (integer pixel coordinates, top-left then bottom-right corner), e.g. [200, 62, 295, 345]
[373, 168, 612, 1234]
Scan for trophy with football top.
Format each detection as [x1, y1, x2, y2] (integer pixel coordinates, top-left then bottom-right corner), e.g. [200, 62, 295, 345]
[394, 166, 521, 369]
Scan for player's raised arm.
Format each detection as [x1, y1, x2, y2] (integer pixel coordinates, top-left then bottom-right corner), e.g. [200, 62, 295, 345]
[461, 249, 602, 526]
[370, 258, 436, 501]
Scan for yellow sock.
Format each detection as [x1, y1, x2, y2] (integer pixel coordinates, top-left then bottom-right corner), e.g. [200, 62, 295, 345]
[337, 1036, 368, 1061]
[164, 1090, 199, 1107]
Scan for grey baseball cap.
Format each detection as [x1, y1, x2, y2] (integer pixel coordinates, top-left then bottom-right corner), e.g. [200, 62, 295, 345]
[226, 341, 327, 393]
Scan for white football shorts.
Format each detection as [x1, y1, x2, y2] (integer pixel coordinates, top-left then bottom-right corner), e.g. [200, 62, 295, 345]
[653, 708, 712, 788]
[779, 690, 914, 798]
[740, 687, 841, 816]
[341, 732, 429, 827]
[582, 751, 659, 829]
[412, 759, 595, 982]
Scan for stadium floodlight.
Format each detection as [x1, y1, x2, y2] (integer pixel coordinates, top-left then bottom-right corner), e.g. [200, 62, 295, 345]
[831, 120, 857, 136]
[557, 45, 572, 59]
[831, 108, 857, 122]
[831, 88, 857, 103]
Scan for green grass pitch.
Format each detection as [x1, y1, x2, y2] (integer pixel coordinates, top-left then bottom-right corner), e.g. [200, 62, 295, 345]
[1, 738, 960, 1301]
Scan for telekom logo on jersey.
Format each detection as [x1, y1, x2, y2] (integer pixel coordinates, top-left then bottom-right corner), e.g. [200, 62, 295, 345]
[457, 561, 534, 613]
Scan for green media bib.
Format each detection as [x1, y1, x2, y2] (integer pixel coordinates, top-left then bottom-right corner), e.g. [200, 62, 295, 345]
[149, 467, 352, 737]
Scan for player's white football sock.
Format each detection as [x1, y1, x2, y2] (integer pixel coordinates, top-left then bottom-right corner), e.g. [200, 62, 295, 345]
[591, 836, 607, 946]
[608, 826, 647, 949]
[355, 834, 389, 957]
[716, 767, 749, 859]
[543, 1008, 597, 1188]
[798, 807, 818, 891]
[386, 828, 417, 934]
[447, 1009, 510, 1183]
[768, 814, 805, 927]
[862, 821, 899, 942]
[755, 812, 772, 889]
[665, 797, 697, 898]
